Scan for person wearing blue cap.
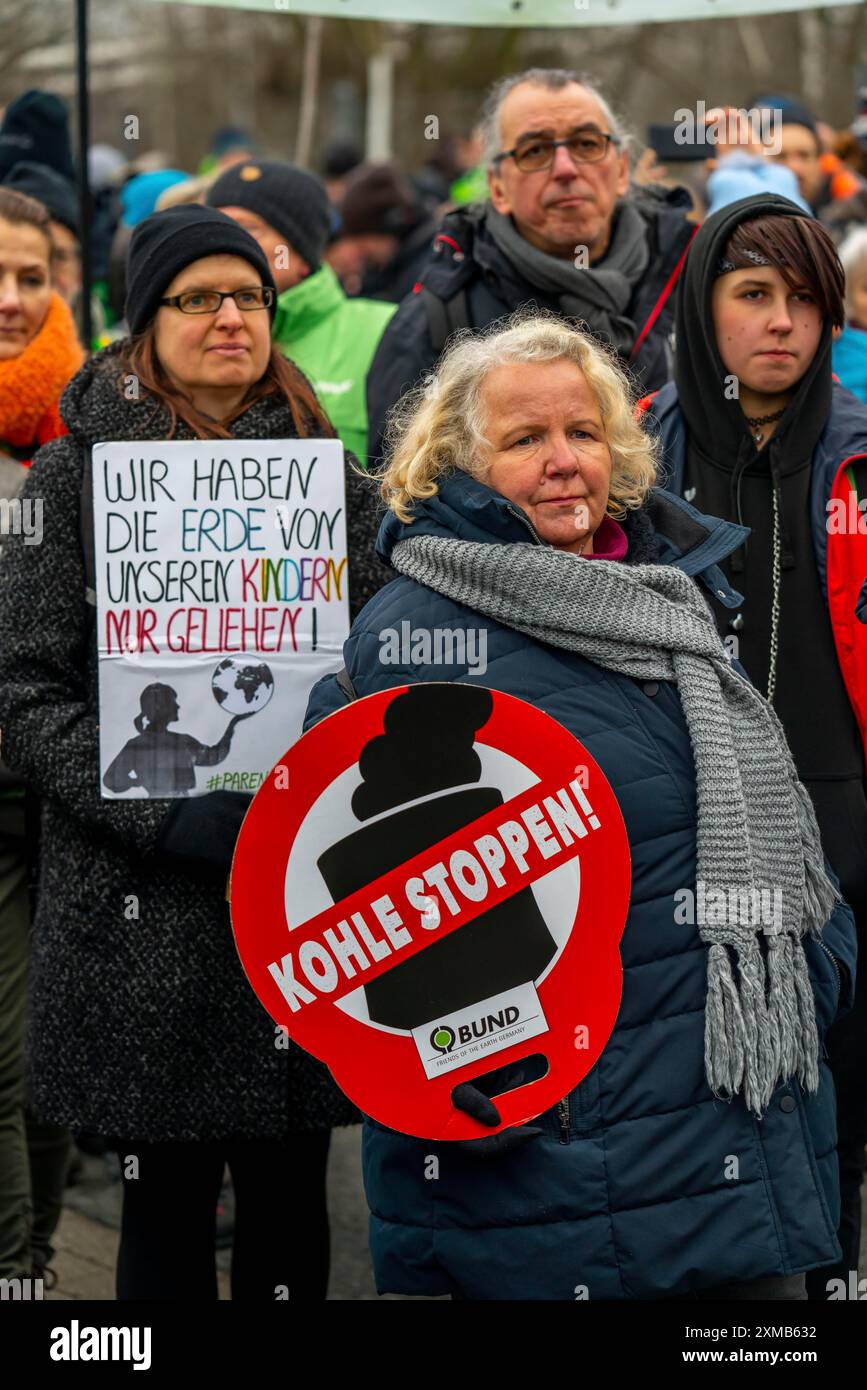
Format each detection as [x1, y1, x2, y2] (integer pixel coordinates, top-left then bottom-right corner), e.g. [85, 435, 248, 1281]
[106, 171, 191, 330]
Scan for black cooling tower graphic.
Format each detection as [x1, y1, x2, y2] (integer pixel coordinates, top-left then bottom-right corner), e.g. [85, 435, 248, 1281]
[316, 685, 556, 1029]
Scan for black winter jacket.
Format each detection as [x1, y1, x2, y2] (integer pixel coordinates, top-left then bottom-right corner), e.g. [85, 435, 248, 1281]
[0, 345, 387, 1140]
[365, 192, 695, 466]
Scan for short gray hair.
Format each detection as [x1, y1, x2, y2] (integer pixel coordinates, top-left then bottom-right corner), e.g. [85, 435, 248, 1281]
[479, 68, 628, 168]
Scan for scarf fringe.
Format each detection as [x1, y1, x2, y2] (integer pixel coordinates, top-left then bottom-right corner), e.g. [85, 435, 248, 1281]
[736, 940, 776, 1115]
[766, 935, 800, 1084]
[707, 933, 821, 1116]
[792, 940, 821, 1095]
[704, 943, 746, 1104]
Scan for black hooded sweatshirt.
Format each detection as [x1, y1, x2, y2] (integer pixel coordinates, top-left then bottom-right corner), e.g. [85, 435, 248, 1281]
[673, 194, 864, 876]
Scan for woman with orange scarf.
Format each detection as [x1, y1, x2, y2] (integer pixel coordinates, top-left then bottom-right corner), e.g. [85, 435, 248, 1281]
[0, 186, 83, 1292]
[0, 190, 83, 464]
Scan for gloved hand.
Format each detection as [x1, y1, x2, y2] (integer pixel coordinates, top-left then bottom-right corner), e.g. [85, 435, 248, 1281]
[156, 791, 253, 876]
[450, 1081, 544, 1159]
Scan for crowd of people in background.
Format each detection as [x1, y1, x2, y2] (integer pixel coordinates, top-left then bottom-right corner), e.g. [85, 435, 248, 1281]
[1, 64, 866, 1301]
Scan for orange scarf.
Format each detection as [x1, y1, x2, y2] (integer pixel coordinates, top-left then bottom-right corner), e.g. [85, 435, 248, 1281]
[0, 292, 84, 450]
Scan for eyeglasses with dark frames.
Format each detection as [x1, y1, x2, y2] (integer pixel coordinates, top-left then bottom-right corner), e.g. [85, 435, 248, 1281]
[493, 128, 621, 173]
[159, 286, 275, 314]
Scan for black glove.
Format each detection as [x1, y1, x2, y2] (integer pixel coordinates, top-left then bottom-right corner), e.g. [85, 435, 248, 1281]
[450, 1081, 544, 1159]
[156, 791, 253, 876]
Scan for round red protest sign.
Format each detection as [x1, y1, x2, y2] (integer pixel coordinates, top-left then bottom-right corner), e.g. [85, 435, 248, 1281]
[230, 683, 630, 1140]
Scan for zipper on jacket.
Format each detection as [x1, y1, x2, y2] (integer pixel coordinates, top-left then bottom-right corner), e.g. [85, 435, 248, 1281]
[505, 504, 543, 546]
[817, 938, 842, 1001]
[557, 1096, 571, 1144]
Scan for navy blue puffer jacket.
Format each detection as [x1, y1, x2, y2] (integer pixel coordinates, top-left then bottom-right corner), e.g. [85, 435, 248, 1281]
[304, 471, 856, 1300]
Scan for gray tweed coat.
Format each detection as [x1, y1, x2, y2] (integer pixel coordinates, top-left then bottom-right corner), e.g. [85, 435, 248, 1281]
[0, 345, 388, 1140]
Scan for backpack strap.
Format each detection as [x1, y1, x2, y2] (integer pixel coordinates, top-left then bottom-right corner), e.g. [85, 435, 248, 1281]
[335, 666, 358, 703]
[418, 285, 471, 355]
[629, 224, 697, 364]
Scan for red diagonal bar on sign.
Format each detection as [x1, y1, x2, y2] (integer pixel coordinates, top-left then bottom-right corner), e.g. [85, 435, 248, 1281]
[269, 768, 596, 1013]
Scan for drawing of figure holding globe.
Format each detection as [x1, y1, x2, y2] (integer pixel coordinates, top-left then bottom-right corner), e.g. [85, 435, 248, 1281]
[103, 660, 274, 797]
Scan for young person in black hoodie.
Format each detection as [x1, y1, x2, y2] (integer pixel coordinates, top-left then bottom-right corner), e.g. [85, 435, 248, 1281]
[640, 192, 867, 1299]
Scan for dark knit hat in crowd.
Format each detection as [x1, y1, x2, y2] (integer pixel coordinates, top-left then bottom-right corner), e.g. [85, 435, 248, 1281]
[206, 160, 331, 271]
[339, 162, 425, 239]
[0, 90, 75, 183]
[2, 161, 79, 236]
[125, 204, 276, 336]
[321, 140, 363, 179]
[752, 94, 819, 144]
[777, 102, 819, 143]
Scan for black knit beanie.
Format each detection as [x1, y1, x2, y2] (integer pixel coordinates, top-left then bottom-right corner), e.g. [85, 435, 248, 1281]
[206, 160, 331, 272]
[0, 90, 75, 183]
[125, 204, 276, 335]
[2, 161, 79, 236]
[339, 162, 424, 238]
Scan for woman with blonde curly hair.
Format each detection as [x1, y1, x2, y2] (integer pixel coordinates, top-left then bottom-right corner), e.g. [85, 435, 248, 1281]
[305, 312, 855, 1302]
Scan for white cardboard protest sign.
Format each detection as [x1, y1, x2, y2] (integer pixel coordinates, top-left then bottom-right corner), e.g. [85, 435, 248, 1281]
[92, 439, 349, 799]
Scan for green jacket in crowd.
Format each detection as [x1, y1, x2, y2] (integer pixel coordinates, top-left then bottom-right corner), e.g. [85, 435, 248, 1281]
[272, 263, 396, 464]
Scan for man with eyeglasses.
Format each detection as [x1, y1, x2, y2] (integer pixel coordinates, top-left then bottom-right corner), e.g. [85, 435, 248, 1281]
[367, 68, 696, 467]
[207, 160, 395, 462]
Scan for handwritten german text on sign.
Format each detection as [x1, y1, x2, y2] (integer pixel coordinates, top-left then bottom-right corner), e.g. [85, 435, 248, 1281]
[93, 439, 349, 798]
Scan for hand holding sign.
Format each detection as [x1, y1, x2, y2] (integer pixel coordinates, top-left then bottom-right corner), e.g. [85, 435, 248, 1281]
[231, 683, 631, 1141]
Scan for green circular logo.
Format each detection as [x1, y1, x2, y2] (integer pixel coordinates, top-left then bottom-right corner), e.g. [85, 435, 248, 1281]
[430, 1025, 456, 1054]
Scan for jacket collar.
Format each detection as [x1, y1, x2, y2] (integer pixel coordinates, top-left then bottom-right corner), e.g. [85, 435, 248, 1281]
[646, 378, 867, 601]
[423, 195, 685, 302]
[272, 263, 345, 341]
[647, 488, 747, 607]
[377, 468, 748, 607]
[378, 470, 536, 555]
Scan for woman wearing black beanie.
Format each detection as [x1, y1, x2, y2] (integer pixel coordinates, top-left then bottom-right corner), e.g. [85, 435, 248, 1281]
[0, 205, 389, 1300]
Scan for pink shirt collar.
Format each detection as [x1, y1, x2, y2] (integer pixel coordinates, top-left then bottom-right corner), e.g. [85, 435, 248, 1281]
[583, 514, 628, 561]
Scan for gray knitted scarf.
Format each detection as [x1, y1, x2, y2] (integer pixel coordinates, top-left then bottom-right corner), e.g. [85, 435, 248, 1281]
[391, 534, 839, 1117]
[485, 201, 649, 359]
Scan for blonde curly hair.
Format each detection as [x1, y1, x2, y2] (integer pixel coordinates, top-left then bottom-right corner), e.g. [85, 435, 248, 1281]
[380, 311, 658, 525]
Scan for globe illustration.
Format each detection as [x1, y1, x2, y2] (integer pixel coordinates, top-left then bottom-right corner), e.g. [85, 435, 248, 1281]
[211, 658, 274, 716]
